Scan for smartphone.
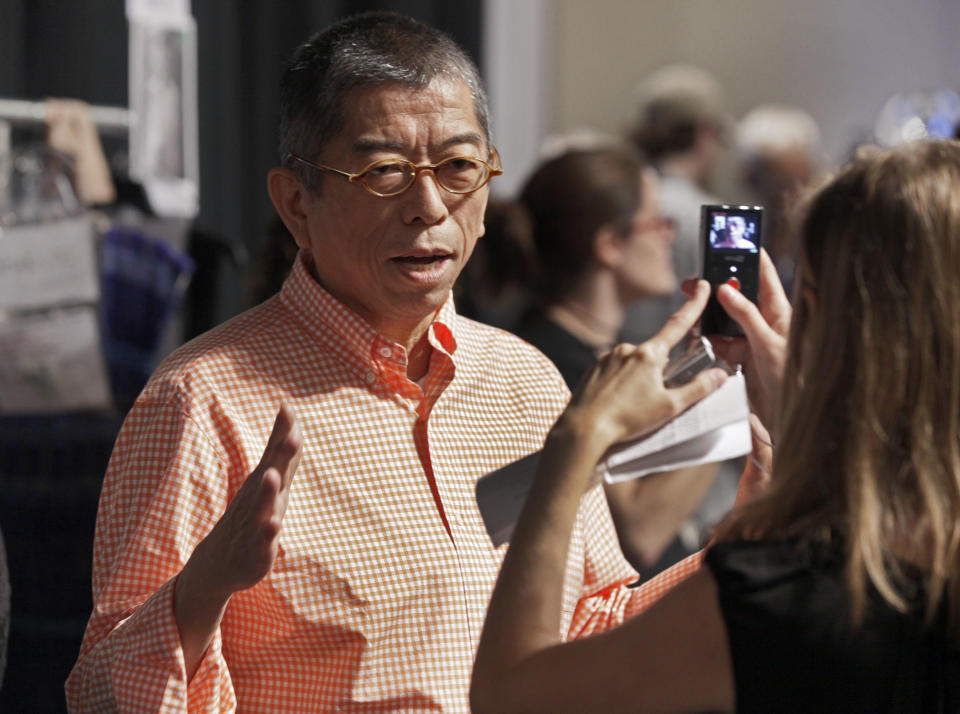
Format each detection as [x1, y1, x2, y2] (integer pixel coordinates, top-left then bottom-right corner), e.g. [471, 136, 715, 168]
[699, 204, 763, 337]
[663, 335, 718, 387]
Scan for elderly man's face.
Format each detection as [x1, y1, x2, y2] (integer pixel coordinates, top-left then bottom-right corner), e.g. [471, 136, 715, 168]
[296, 79, 489, 339]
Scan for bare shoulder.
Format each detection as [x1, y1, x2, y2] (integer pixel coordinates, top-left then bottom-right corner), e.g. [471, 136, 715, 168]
[479, 567, 736, 713]
[607, 567, 736, 713]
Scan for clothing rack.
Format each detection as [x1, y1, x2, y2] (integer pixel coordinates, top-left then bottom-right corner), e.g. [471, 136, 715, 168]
[0, 97, 130, 135]
[0, 98, 130, 213]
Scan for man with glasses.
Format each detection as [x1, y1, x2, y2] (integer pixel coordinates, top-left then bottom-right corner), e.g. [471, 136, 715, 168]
[68, 12, 701, 712]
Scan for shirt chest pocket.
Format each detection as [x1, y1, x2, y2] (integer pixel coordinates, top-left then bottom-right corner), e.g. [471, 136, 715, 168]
[268, 549, 372, 636]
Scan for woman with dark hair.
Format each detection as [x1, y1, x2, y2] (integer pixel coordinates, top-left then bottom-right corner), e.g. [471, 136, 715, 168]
[471, 140, 960, 712]
[481, 143, 722, 572]
[512, 145, 675, 384]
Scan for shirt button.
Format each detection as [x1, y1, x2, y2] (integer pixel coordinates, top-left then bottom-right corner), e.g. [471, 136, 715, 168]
[379, 346, 392, 358]
[364, 371, 376, 385]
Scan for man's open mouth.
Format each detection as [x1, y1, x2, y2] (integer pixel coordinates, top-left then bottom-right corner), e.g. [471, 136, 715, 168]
[393, 252, 451, 264]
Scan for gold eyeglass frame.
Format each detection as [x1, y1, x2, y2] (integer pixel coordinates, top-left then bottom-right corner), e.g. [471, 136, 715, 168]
[286, 146, 502, 197]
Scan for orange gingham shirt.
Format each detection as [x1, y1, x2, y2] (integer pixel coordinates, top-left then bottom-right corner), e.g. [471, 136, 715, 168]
[66, 253, 703, 712]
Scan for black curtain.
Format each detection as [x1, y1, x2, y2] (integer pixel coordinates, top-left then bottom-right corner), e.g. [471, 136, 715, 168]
[0, 1, 128, 105]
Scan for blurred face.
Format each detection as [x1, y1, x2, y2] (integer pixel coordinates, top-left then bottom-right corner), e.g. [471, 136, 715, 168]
[614, 168, 677, 298]
[728, 216, 746, 239]
[294, 79, 489, 341]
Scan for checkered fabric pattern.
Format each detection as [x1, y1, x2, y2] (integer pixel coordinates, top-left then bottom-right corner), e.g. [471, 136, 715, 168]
[66, 253, 702, 712]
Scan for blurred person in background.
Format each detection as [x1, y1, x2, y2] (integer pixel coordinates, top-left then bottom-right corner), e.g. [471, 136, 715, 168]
[627, 63, 733, 328]
[626, 64, 743, 566]
[246, 213, 299, 307]
[452, 197, 537, 328]
[480, 138, 723, 575]
[736, 103, 826, 295]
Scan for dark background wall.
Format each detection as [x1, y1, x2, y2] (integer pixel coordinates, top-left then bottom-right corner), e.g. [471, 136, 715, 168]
[0, 3, 482, 711]
[0, 0, 483, 323]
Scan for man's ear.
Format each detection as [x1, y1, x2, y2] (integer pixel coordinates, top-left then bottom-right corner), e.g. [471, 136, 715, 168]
[267, 167, 313, 251]
[593, 225, 623, 269]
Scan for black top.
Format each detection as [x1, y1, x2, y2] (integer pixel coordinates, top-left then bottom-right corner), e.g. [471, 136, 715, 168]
[705, 539, 960, 713]
[512, 311, 597, 391]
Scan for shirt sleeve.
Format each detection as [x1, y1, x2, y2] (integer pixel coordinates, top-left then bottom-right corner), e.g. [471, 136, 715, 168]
[65, 396, 240, 713]
[566, 483, 704, 639]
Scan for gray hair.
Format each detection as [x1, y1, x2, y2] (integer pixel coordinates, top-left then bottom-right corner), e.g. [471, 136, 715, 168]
[279, 12, 489, 190]
[629, 64, 732, 161]
[736, 104, 822, 163]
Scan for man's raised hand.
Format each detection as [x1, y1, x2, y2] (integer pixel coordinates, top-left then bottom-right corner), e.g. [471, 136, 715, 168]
[174, 403, 302, 680]
[206, 403, 303, 595]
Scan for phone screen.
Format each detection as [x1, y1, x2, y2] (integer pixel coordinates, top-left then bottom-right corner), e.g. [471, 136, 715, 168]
[699, 205, 763, 336]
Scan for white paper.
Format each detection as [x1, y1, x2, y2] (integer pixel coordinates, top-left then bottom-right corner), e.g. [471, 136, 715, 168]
[475, 373, 752, 545]
[0, 217, 99, 310]
[0, 308, 113, 413]
[603, 419, 751, 481]
[600, 372, 751, 480]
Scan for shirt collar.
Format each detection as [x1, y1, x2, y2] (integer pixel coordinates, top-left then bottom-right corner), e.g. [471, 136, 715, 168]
[280, 251, 459, 373]
[431, 293, 458, 357]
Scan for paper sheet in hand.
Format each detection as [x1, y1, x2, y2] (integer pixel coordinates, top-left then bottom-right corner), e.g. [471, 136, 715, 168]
[601, 372, 751, 482]
[475, 373, 751, 546]
[475, 451, 542, 547]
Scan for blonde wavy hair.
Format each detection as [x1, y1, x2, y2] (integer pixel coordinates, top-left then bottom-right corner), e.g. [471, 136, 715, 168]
[718, 139, 960, 641]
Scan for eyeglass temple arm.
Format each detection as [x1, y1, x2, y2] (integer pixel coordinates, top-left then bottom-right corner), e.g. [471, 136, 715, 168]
[488, 146, 503, 174]
[287, 153, 358, 181]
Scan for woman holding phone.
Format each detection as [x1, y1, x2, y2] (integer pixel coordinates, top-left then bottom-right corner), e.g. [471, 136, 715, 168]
[471, 140, 960, 713]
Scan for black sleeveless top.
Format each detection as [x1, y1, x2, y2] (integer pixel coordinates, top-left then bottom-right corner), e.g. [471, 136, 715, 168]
[705, 539, 960, 713]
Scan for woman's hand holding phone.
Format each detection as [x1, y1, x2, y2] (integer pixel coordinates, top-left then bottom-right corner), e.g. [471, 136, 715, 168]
[684, 248, 791, 433]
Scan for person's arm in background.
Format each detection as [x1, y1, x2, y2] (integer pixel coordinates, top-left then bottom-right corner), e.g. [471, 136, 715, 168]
[66, 402, 300, 713]
[603, 463, 718, 569]
[472, 282, 734, 713]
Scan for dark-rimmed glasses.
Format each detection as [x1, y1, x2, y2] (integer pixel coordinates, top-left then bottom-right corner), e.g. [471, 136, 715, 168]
[286, 147, 502, 197]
